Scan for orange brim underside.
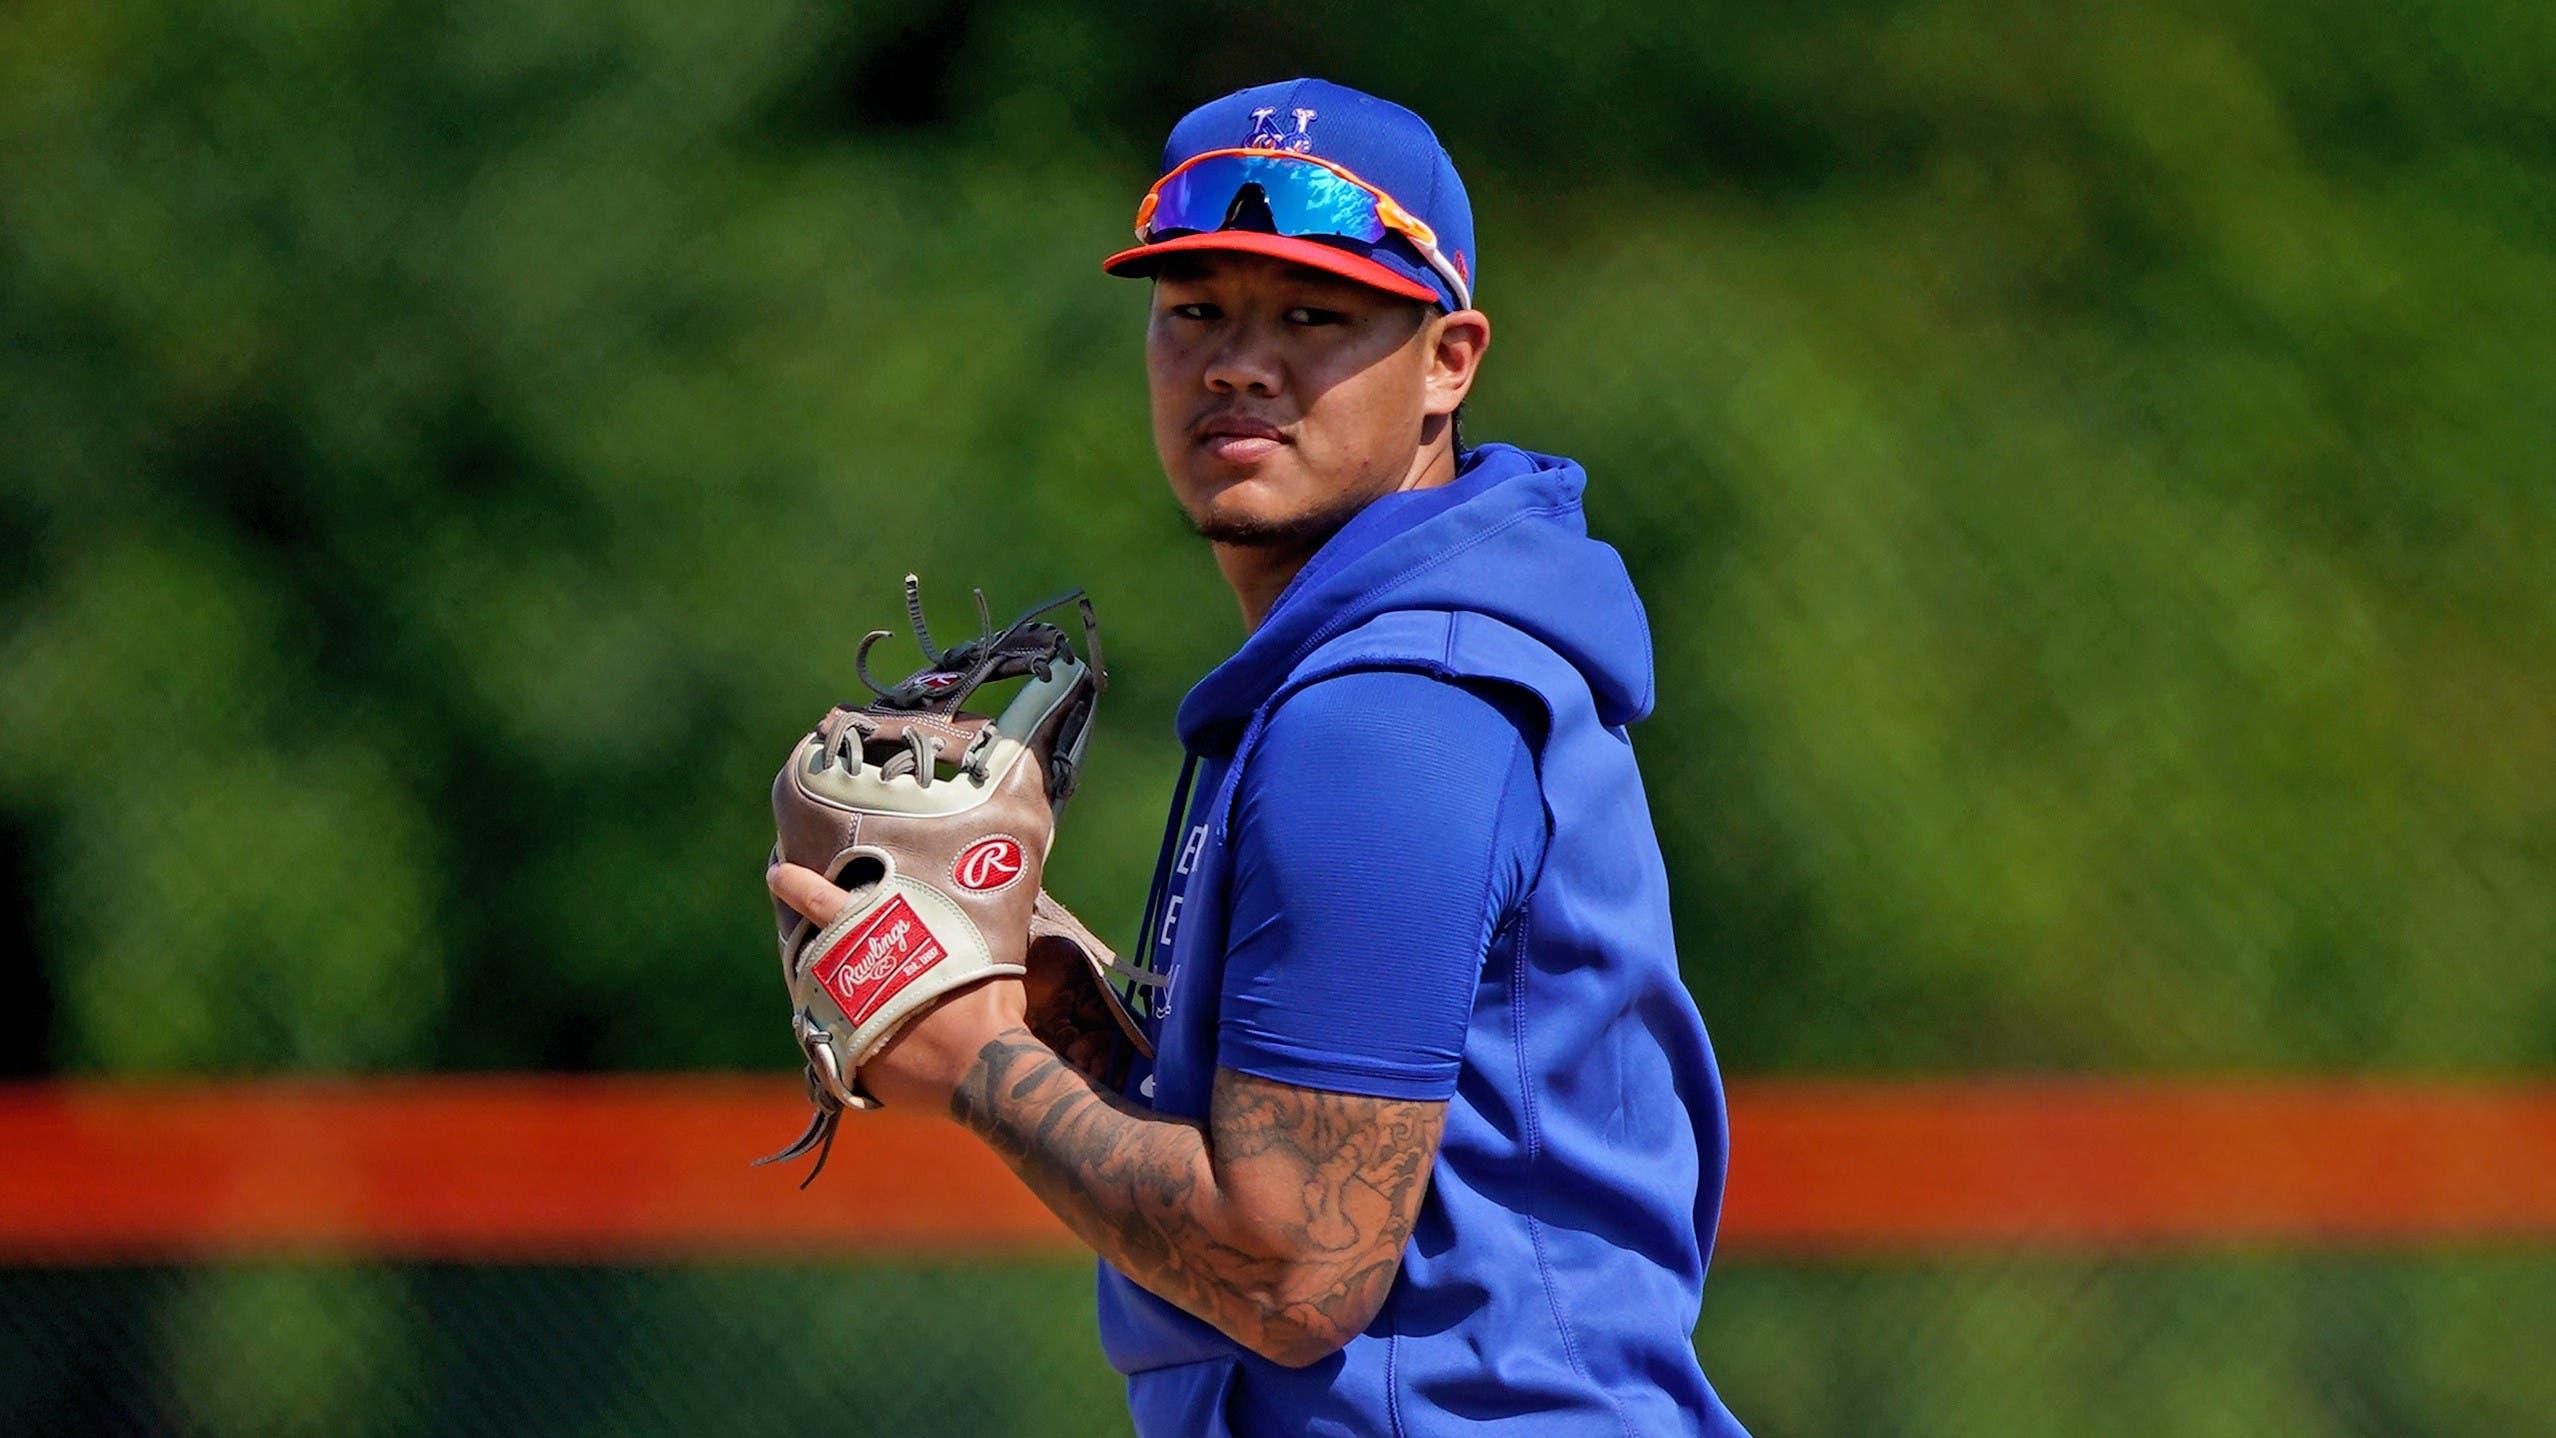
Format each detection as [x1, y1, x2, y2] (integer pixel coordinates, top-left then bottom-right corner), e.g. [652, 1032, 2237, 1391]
[1102, 230, 1440, 303]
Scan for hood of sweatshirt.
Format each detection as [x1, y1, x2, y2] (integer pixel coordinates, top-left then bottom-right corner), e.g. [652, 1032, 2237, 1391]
[1174, 442, 1654, 750]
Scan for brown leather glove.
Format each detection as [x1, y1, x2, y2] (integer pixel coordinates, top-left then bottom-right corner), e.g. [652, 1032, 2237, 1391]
[757, 578, 1154, 1185]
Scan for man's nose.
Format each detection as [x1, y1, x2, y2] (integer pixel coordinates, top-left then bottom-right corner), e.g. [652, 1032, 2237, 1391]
[1204, 334, 1282, 396]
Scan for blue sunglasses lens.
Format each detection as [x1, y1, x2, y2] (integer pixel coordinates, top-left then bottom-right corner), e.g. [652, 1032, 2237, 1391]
[1145, 153, 1390, 245]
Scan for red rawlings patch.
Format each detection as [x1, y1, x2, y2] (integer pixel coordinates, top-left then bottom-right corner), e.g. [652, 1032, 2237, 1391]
[952, 835, 1027, 893]
[810, 894, 949, 1028]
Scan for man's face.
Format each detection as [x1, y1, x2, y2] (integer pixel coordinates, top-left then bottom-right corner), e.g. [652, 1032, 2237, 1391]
[1146, 253, 1441, 549]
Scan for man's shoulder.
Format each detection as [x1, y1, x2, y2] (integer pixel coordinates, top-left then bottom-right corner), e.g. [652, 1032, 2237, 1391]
[1259, 664, 1537, 758]
[1234, 666, 1546, 882]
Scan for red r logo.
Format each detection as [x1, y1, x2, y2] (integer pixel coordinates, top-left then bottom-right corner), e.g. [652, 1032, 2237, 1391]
[953, 836, 1027, 893]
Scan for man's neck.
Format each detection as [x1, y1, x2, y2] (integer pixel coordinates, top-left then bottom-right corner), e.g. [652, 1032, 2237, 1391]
[1215, 440, 1461, 631]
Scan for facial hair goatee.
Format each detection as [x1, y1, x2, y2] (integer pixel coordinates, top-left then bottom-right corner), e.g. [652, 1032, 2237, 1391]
[1183, 482, 1381, 551]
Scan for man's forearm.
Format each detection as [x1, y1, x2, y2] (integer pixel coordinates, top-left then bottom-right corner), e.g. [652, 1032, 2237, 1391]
[948, 1027, 1434, 1366]
[948, 1027, 1308, 1356]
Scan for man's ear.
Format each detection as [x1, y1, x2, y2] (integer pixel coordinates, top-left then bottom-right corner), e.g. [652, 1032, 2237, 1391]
[1421, 308, 1492, 419]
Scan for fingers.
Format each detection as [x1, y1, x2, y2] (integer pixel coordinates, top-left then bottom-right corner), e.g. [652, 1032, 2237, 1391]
[767, 862, 851, 926]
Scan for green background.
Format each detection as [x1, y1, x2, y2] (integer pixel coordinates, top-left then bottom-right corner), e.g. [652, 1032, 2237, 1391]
[2, 0, 2549, 1431]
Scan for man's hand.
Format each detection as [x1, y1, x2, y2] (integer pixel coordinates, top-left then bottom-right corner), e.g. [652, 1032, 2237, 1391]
[767, 861, 1025, 1111]
[1022, 927, 1142, 1087]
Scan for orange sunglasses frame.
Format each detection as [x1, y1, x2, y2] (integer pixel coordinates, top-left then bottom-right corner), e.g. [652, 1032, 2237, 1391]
[1131, 147, 1468, 307]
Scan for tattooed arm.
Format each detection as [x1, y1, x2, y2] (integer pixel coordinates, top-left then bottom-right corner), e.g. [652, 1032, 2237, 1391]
[766, 861, 1448, 1367]
[953, 1027, 1447, 1368]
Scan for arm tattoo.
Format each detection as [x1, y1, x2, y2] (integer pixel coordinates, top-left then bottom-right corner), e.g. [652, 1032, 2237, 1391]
[949, 1030, 1447, 1365]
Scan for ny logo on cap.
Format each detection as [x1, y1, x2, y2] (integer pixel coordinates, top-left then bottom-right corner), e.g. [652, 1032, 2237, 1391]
[1246, 106, 1316, 153]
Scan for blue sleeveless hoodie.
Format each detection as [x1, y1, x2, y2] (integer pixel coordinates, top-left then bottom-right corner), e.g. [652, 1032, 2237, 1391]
[1099, 443, 1748, 1437]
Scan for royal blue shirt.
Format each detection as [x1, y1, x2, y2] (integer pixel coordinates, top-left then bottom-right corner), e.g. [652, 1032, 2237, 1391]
[1215, 671, 1545, 1099]
[1099, 444, 1749, 1436]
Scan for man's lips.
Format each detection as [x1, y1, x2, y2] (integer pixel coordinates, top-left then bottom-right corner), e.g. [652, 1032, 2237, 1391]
[1194, 415, 1291, 463]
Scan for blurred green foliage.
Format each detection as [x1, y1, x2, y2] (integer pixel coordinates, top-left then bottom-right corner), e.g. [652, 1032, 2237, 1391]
[5, 1255, 2551, 1436]
[2, 0, 2550, 1080]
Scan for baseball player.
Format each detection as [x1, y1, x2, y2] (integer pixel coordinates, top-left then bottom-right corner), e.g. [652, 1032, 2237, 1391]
[767, 78, 1749, 1436]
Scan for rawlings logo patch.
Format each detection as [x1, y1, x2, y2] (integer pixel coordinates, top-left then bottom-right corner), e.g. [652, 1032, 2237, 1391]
[953, 835, 1028, 893]
[811, 894, 948, 1027]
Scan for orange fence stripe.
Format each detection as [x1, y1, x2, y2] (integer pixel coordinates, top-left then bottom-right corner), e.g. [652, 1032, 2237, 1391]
[0, 1076, 1070, 1264]
[1720, 1079, 2556, 1255]
[1, 1077, 2551, 1263]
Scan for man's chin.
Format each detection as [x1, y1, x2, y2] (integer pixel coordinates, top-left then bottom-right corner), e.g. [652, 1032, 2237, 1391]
[1185, 492, 1371, 550]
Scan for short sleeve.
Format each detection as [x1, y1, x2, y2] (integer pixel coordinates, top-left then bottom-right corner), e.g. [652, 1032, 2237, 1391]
[1216, 669, 1546, 1100]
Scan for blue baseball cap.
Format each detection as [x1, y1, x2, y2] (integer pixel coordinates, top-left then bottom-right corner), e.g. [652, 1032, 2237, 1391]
[1104, 78, 1477, 311]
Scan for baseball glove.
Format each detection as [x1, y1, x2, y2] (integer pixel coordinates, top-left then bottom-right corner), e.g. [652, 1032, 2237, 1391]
[757, 576, 1156, 1185]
